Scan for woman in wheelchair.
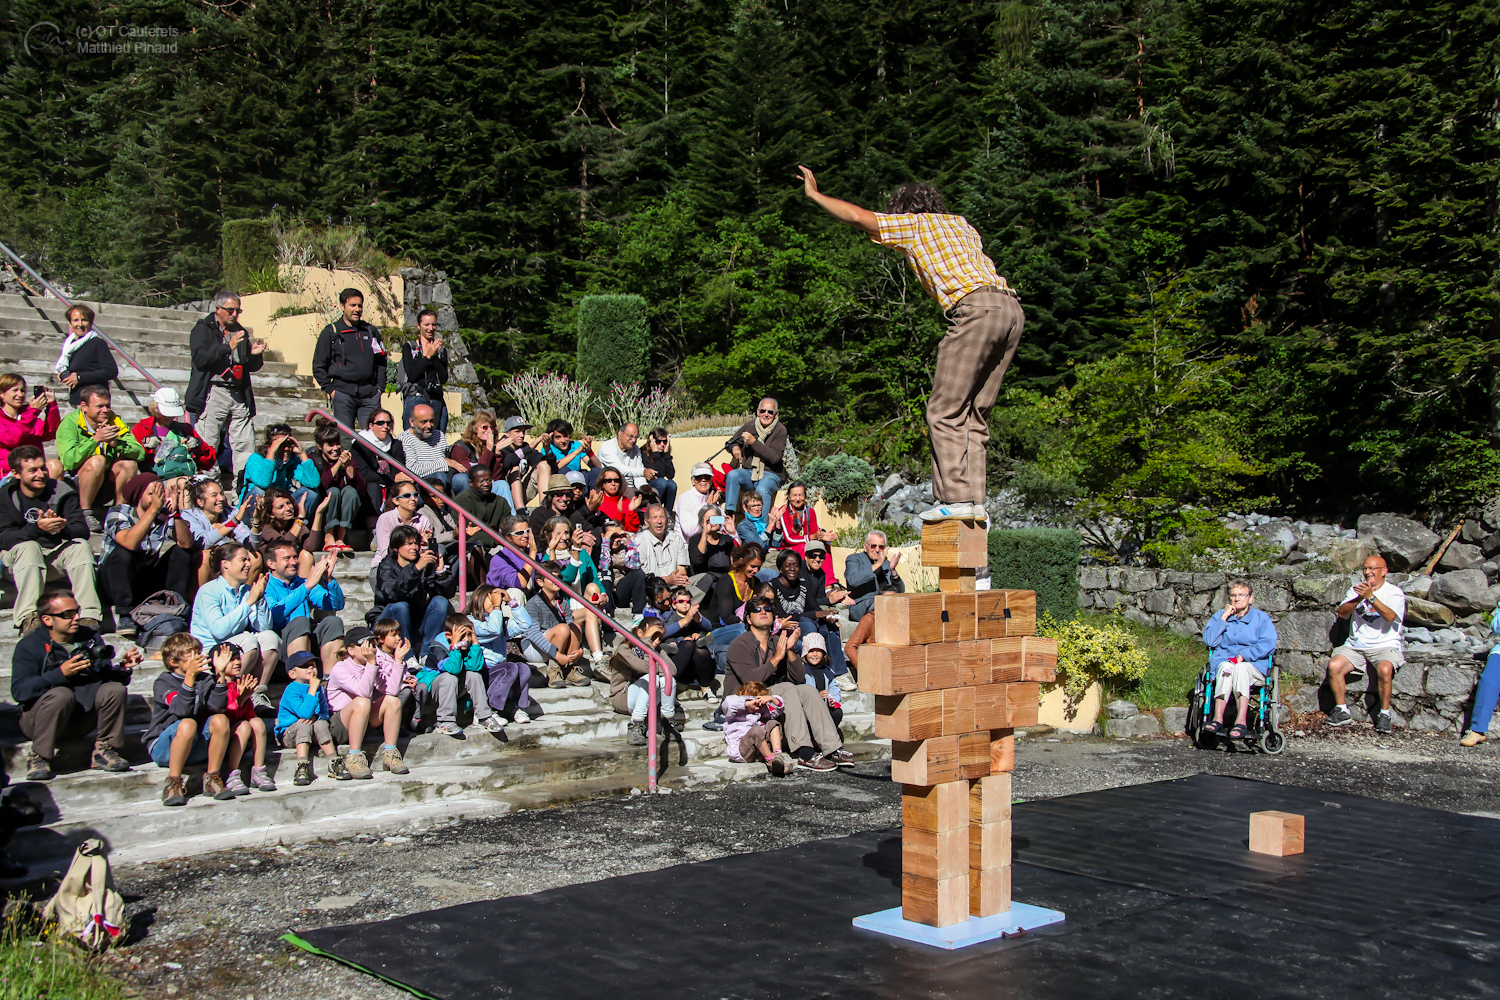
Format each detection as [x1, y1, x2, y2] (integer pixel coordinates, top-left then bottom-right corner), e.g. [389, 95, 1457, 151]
[1200, 579, 1278, 740]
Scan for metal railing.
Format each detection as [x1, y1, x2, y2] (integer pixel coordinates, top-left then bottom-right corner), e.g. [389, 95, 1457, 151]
[313, 408, 676, 792]
[0, 238, 164, 391]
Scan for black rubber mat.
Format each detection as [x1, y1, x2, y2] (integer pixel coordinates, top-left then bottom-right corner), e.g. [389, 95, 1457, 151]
[289, 774, 1500, 1000]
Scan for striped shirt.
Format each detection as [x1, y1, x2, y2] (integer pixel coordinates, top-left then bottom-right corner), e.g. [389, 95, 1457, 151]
[872, 213, 1011, 312]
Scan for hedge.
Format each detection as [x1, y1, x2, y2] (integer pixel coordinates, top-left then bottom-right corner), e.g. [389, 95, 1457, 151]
[221, 218, 276, 291]
[988, 528, 1080, 620]
[801, 453, 875, 506]
[577, 294, 649, 390]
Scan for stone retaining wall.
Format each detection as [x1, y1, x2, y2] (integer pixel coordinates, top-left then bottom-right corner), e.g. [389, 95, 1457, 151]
[1079, 567, 1496, 733]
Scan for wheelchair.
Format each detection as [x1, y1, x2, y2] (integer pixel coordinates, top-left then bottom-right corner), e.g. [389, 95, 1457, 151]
[1186, 654, 1286, 754]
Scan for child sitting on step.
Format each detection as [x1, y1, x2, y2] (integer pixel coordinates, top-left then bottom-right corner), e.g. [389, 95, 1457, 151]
[608, 617, 677, 747]
[146, 632, 236, 808]
[798, 633, 843, 728]
[722, 681, 791, 776]
[424, 613, 506, 738]
[373, 617, 427, 736]
[327, 626, 409, 777]
[212, 642, 275, 794]
[275, 650, 348, 786]
[467, 585, 536, 725]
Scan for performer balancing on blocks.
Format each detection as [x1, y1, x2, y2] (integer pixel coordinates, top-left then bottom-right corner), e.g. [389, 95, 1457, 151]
[796, 165, 1024, 523]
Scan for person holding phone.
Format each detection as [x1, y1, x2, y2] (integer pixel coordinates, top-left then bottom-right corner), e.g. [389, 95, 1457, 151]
[690, 504, 737, 573]
[0, 374, 61, 479]
[188, 291, 266, 481]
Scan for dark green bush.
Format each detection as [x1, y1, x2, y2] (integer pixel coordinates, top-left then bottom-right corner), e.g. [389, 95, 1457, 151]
[577, 294, 649, 390]
[801, 453, 875, 506]
[221, 218, 276, 291]
[988, 528, 1080, 620]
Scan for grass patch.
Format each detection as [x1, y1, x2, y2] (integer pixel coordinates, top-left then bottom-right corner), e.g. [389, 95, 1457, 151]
[1082, 610, 1204, 712]
[0, 907, 130, 1000]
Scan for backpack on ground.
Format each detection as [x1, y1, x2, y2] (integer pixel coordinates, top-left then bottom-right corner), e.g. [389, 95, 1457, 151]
[131, 590, 189, 653]
[42, 838, 125, 951]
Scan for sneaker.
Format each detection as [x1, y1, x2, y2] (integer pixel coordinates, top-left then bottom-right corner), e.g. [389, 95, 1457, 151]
[24, 753, 51, 782]
[768, 753, 792, 777]
[436, 721, 465, 739]
[114, 621, 138, 640]
[701, 719, 724, 732]
[1460, 731, 1488, 747]
[84, 511, 103, 534]
[1324, 705, 1353, 727]
[15, 612, 39, 634]
[379, 746, 410, 774]
[252, 689, 274, 714]
[835, 674, 858, 692]
[328, 754, 352, 780]
[162, 775, 188, 807]
[917, 502, 983, 523]
[224, 770, 250, 797]
[796, 753, 838, 772]
[546, 663, 566, 689]
[293, 761, 313, 786]
[205, 772, 235, 801]
[90, 745, 131, 773]
[1374, 710, 1393, 734]
[512, 709, 531, 724]
[825, 748, 856, 768]
[251, 765, 277, 791]
[344, 750, 373, 780]
[480, 715, 506, 734]
[626, 719, 647, 746]
[565, 667, 591, 687]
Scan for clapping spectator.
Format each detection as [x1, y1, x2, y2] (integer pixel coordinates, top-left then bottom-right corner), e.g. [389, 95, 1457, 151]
[146, 633, 230, 806]
[486, 515, 536, 596]
[190, 542, 280, 712]
[187, 292, 263, 481]
[0, 445, 102, 631]
[213, 642, 275, 795]
[176, 478, 255, 588]
[541, 515, 607, 671]
[263, 541, 346, 678]
[538, 419, 598, 476]
[643, 427, 677, 511]
[374, 525, 452, 658]
[53, 304, 119, 407]
[599, 523, 643, 612]
[101, 473, 192, 636]
[773, 483, 838, 586]
[735, 492, 777, 549]
[249, 487, 327, 578]
[676, 462, 721, 542]
[309, 419, 365, 552]
[596, 423, 647, 490]
[845, 529, 904, 622]
[58, 385, 144, 526]
[350, 409, 405, 515]
[723, 399, 786, 515]
[527, 475, 578, 541]
[397, 310, 450, 431]
[0, 374, 61, 479]
[244, 423, 320, 511]
[596, 467, 642, 533]
[130, 387, 215, 479]
[690, 504, 738, 573]
[701, 542, 767, 671]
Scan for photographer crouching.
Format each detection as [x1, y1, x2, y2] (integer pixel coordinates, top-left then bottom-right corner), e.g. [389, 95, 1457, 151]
[11, 589, 141, 781]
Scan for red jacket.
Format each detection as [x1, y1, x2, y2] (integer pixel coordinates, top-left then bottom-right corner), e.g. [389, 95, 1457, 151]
[131, 416, 216, 472]
[599, 494, 641, 533]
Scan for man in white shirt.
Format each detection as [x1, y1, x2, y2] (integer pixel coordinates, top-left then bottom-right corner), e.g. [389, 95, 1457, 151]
[633, 504, 689, 587]
[1325, 554, 1406, 733]
[675, 462, 720, 541]
[596, 423, 647, 489]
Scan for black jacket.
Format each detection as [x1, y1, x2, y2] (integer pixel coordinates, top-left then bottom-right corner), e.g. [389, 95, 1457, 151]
[187, 313, 264, 416]
[144, 670, 228, 743]
[0, 477, 88, 551]
[350, 436, 406, 494]
[10, 625, 130, 712]
[59, 339, 119, 407]
[397, 341, 449, 399]
[374, 556, 439, 608]
[313, 319, 385, 393]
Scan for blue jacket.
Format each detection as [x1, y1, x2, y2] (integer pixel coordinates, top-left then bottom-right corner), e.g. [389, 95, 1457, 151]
[426, 633, 486, 675]
[276, 680, 330, 740]
[1201, 607, 1277, 669]
[190, 577, 272, 647]
[265, 573, 346, 631]
[245, 452, 321, 493]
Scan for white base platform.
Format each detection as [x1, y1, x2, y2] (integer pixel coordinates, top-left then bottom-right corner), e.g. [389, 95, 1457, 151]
[852, 901, 1066, 950]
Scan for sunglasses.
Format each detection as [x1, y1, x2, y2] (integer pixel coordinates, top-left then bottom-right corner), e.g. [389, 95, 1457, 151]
[747, 603, 774, 614]
[510, 529, 530, 536]
[600, 478, 621, 485]
[868, 543, 887, 550]
[757, 408, 776, 415]
[43, 607, 81, 619]
[218, 306, 243, 314]
[370, 419, 393, 427]
[806, 551, 825, 559]
[394, 492, 420, 500]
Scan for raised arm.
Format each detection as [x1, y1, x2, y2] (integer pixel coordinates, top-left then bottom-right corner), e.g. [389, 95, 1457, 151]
[797, 166, 879, 237]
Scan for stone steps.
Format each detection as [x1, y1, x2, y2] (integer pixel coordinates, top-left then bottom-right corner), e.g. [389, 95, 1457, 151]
[0, 293, 207, 328]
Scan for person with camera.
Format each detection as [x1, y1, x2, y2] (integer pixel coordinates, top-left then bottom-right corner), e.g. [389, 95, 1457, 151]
[11, 589, 140, 780]
[0, 444, 102, 632]
[397, 309, 450, 432]
[375, 524, 452, 659]
[689, 503, 737, 573]
[56, 384, 145, 528]
[723, 399, 787, 517]
[676, 462, 721, 542]
[313, 288, 388, 434]
[187, 291, 266, 481]
[0, 373, 61, 480]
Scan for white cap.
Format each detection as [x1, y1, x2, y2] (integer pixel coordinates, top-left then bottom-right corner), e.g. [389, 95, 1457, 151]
[151, 386, 185, 418]
[691, 463, 713, 478]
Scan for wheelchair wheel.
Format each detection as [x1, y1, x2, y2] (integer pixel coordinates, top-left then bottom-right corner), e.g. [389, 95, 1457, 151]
[1258, 728, 1286, 755]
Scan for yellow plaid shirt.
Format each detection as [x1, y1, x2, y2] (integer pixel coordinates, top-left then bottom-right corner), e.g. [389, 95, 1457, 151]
[873, 213, 1010, 312]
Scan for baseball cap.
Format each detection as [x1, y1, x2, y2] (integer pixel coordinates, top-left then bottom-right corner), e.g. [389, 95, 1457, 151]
[690, 463, 713, 478]
[284, 650, 319, 673]
[151, 386, 186, 418]
[804, 541, 827, 555]
[801, 633, 826, 655]
[565, 471, 587, 487]
[344, 625, 375, 646]
[503, 415, 531, 432]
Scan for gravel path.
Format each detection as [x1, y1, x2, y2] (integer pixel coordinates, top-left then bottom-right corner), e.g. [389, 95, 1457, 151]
[102, 725, 1500, 999]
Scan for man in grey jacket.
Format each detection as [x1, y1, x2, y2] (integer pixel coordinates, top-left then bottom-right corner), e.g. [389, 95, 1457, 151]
[844, 529, 905, 622]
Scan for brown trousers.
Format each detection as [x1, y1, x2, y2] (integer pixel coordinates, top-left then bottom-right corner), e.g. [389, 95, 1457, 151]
[927, 291, 1025, 504]
[19, 682, 127, 760]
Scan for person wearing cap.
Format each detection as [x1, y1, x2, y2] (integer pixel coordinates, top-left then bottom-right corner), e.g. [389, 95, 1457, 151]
[845, 529, 905, 623]
[397, 402, 453, 493]
[676, 462, 722, 542]
[100, 472, 192, 637]
[312, 288, 387, 434]
[188, 290, 266, 479]
[496, 415, 550, 510]
[455, 464, 514, 536]
[595, 423, 648, 490]
[527, 474, 578, 541]
[131, 386, 217, 479]
[689, 503, 737, 574]
[633, 503, 691, 588]
[723, 398, 787, 516]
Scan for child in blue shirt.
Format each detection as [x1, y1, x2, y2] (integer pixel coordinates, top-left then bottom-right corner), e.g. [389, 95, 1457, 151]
[466, 585, 536, 724]
[423, 612, 505, 738]
[275, 650, 348, 785]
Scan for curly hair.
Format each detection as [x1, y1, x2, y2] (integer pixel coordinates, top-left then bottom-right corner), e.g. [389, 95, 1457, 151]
[884, 182, 948, 214]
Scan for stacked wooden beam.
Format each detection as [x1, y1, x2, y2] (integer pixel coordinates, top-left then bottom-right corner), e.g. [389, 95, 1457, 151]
[864, 521, 1057, 927]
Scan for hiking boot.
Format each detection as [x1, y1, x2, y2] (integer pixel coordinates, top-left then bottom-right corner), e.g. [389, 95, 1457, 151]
[379, 746, 409, 774]
[480, 714, 506, 734]
[224, 770, 250, 797]
[436, 721, 465, 738]
[1374, 710, 1393, 734]
[835, 674, 858, 692]
[328, 754, 352, 781]
[669, 705, 687, 727]
[565, 667, 591, 687]
[162, 775, 188, 807]
[1324, 705, 1353, 727]
[796, 753, 838, 772]
[90, 744, 131, 773]
[546, 663, 567, 689]
[826, 748, 856, 768]
[204, 771, 234, 801]
[626, 719, 647, 746]
[251, 765, 277, 791]
[344, 750, 373, 780]
[1461, 730, 1488, 747]
[16, 612, 39, 634]
[293, 761, 313, 786]
[24, 753, 52, 782]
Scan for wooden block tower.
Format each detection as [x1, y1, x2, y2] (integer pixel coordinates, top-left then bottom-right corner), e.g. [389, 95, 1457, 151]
[866, 520, 1056, 927]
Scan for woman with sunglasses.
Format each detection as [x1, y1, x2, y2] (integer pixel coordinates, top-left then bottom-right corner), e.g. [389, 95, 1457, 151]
[447, 411, 505, 496]
[642, 427, 677, 513]
[769, 546, 852, 685]
[370, 476, 437, 587]
[350, 409, 406, 516]
[595, 467, 642, 533]
[486, 514, 537, 599]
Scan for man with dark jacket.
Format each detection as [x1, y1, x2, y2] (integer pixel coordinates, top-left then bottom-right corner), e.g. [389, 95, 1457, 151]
[0, 445, 101, 632]
[187, 290, 266, 480]
[11, 589, 140, 780]
[844, 529, 905, 622]
[723, 398, 787, 515]
[397, 309, 450, 431]
[313, 288, 388, 434]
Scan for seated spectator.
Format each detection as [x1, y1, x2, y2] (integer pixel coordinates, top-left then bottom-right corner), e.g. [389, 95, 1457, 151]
[723, 398, 786, 515]
[801, 542, 855, 689]
[190, 542, 280, 711]
[697, 542, 769, 688]
[690, 504, 738, 573]
[596, 423, 647, 491]
[665, 585, 716, 700]
[735, 492, 778, 549]
[145, 633, 230, 807]
[723, 597, 850, 771]
[1325, 555, 1406, 733]
[723, 681, 791, 774]
[642, 427, 677, 511]
[130, 387, 215, 479]
[328, 625, 409, 777]
[424, 613, 507, 737]
[0, 373, 61, 479]
[0, 445, 102, 632]
[11, 589, 138, 781]
[773, 482, 838, 586]
[527, 475, 577, 541]
[635, 503, 690, 590]
[538, 419, 598, 476]
[495, 415, 549, 510]
[456, 464, 514, 537]
[53, 304, 118, 407]
[596, 467, 642, 533]
[213, 643, 275, 794]
[371, 618, 426, 733]
[798, 634, 843, 728]
[397, 310, 450, 431]
[768, 545, 850, 683]
[101, 473, 192, 636]
[374, 524, 451, 657]
[599, 523, 642, 611]
[308, 418, 365, 552]
[1199, 579, 1278, 740]
[370, 478, 437, 582]
[57, 384, 144, 526]
[398, 403, 452, 493]
[264, 541, 346, 675]
[540, 515, 606, 671]
[486, 514, 536, 596]
[350, 409, 405, 515]
[176, 478, 255, 588]
[465, 588, 536, 725]
[513, 560, 589, 688]
[244, 423, 319, 509]
[1462, 600, 1500, 747]
[845, 530, 904, 622]
[608, 616, 678, 744]
[249, 487, 327, 579]
[275, 650, 349, 785]
[676, 463, 719, 541]
[447, 412, 503, 496]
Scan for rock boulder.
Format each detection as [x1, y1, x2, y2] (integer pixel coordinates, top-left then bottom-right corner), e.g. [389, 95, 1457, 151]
[1356, 513, 1440, 572]
[1326, 538, 1378, 574]
[1403, 596, 1455, 628]
[1276, 611, 1338, 652]
[1438, 541, 1485, 572]
[1428, 569, 1496, 614]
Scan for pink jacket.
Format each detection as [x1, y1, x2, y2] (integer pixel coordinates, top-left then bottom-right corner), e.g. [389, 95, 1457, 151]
[373, 650, 408, 696]
[0, 403, 60, 476]
[722, 694, 776, 763]
[326, 657, 378, 712]
[779, 505, 835, 586]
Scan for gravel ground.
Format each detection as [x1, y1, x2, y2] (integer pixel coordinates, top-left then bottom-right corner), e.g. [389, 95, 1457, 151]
[95, 724, 1500, 999]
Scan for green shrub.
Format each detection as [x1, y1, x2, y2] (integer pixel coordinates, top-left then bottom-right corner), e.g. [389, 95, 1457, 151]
[243, 262, 285, 294]
[988, 528, 1080, 619]
[577, 294, 649, 390]
[834, 519, 919, 549]
[801, 453, 875, 506]
[222, 218, 275, 291]
[1037, 611, 1150, 700]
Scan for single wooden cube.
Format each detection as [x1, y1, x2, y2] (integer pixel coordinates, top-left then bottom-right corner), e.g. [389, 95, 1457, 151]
[968, 773, 1012, 825]
[942, 686, 976, 735]
[903, 825, 968, 880]
[974, 590, 1008, 639]
[902, 781, 969, 832]
[904, 872, 969, 927]
[920, 520, 989, 569]
[969, 865, 1012, 917]
[989, 728, 1016, 772]
[860, 644, 928, 696]
[875, 690, 944, 742]
[891, 736, 962, 785]
[1007, 682, 1040, 728]
[969, 820, 1012, 870]
[1003, 591, 1037, 637]
[938, 566, 977, 593]
[925, 642, 962, 689]
[958, 640, 992, 686]
[942, 593, 978, 642]
[972, 683, 1012, 730]
[874, 593, 946, 646]
[958, 731, 991, 779]
[1249, 811, 1305, 856]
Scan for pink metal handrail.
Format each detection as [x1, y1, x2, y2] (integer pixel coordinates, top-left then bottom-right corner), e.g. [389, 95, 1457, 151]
[311, 407, 675, 791]
[0, 239, 164, 391]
